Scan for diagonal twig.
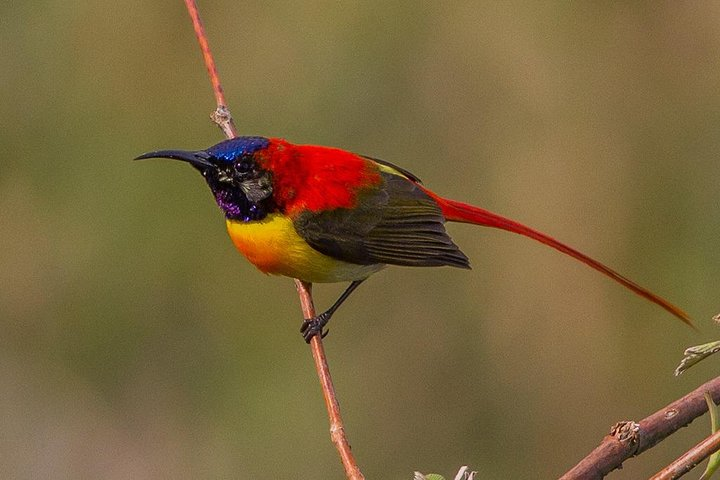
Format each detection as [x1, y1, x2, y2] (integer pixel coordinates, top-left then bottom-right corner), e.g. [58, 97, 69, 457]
[561, 375, 720, 479]
[294, 280, 364, 480]
[183, 0, 237, 139]
[181, 2, 364, 478]
[650, 428, 720, 479]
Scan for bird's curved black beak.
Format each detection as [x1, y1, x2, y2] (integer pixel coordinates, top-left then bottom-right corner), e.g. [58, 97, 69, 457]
[134, 149, 214, 169]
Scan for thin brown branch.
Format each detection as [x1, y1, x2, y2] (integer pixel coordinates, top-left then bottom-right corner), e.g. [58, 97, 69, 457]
[650, 428, 720, 479]
[295, 280, 365, 480]
[181, 3, 363, 479]
[561, 375, 720, 479]
[183, 0, 237, 138]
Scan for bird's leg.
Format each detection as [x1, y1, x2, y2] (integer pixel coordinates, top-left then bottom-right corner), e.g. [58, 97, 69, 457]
[300, 280, 365, 343]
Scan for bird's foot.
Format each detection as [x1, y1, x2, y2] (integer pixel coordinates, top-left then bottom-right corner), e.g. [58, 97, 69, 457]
[300, 312, 330, 343]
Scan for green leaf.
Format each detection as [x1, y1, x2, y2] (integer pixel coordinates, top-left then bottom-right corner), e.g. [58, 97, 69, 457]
[674, 341, 720, 376]
[413, 473, 445, 480]
[413, 466, 477, 480]
[700, 392, 720, 480]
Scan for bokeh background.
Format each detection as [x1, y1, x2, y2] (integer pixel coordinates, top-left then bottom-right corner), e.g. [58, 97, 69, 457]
[2, 2, 720, 478]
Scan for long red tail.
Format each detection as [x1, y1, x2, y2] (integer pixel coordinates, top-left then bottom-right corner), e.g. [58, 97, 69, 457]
[430, 193, 692, 326]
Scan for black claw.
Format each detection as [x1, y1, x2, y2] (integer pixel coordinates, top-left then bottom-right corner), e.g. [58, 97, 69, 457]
[300, 313, 330, 343]
[297, 280, 364, 344]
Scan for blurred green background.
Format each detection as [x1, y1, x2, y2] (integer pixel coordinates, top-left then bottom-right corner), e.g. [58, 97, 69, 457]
[2, 2, 719, 478]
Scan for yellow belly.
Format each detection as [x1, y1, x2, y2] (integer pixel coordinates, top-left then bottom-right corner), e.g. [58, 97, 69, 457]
[225, 214, 383, 283]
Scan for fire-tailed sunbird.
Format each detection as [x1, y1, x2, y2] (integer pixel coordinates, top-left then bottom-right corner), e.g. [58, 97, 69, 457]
[136, 136, 691, 341]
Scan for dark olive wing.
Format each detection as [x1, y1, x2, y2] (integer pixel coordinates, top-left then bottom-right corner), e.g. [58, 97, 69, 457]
[293, 172, 470, 268]
[360, 155, 423, 183]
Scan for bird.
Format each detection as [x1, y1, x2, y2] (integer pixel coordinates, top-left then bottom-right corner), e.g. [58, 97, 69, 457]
[136, 136, 692, 342]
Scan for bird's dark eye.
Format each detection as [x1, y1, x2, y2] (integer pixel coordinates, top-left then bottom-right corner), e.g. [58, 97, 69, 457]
[235, 157, 253, 174]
